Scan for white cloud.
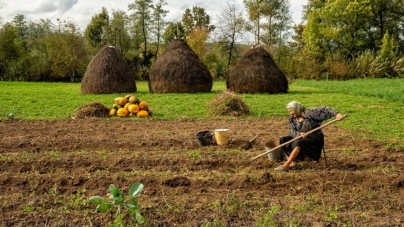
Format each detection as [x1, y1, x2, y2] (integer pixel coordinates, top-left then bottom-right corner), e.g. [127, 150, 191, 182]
[0, 0, 307, 30]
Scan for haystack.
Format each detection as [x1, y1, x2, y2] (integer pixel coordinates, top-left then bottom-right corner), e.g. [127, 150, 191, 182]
[81, 45, 137, 94]
[207, 90, 249, 116]
[226, 46, 288, 94]
[70, 102, 109, 119]
[148, 39, 213, 93]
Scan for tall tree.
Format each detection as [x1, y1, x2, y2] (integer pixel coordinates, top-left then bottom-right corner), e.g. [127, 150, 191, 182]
[12, 14, 29, 54]
[25, 19, 53, 81]
[84, 7, 109, 52]
[151, 0, 168, 58]
[162, 22, 185, 45]
[243, 0, 266, 44]
[302, 0, 327, 21]
[261, 0, 292, 46]
[182, 6, 215, 36]
[369, 0, 404, 51]
[216, 0, 246, 67]
[0, 23, 18, 80]
[187, 28, 208, 58]
[109, 10, 131, 57]
[303, 0, 373, 60]
[128, 0, 154, 67]
[48, 19, 87, 82]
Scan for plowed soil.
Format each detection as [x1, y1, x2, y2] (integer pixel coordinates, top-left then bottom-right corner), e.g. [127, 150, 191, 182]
[0, 118, 403, 226]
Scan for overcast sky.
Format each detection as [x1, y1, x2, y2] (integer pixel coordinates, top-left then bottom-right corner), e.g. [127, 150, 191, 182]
[0, 0, 307, 31]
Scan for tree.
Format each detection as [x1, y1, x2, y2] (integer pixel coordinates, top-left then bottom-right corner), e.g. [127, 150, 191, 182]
[380, 31, 396, 61]
[109, 10, 131, 57]
[182, 6, 215, 36]
[128, 0, 154, 67]
[24, 19, 53, 81]
[187, 28, 208, 58]
[261, 0, 292, 47]
[84, 7, 109, 52]
[369, 0, 404, 51]
[162, 22, 185, 45]
[303, 0, 373, 60]
[48, 19, 87, 82]
[0, 23, 18, 80]
[302, 0, 327, 21]
[151, 0, 169, 58]
[216, 0, 246, 67]
[243, 0, 266, 44]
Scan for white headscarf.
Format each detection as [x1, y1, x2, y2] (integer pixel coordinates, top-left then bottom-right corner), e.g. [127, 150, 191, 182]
[286, 101, 306, 117]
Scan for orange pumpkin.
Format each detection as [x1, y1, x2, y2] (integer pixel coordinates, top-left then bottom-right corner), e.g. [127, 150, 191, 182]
[125, 94, 133, 100]
[138, 101, 148, 110]
[109, 108, 117, 116]
[137, 110, 149, 118]
[114, 97, 127, 106]
[117, 108, 129, 117]
[128, 104, 139, 114]
[128, 96, 140, 104]
[112, 104, 121, 109]
[123, 102, 131, 110]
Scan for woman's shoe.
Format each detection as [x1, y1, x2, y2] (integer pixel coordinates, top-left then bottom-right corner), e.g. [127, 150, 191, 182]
[289, 164, 301, 170]
[274, 165, 288, 171]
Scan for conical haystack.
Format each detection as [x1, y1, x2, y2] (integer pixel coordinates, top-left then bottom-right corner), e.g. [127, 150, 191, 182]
[226, 46, 288, 94]
[148, 39, 213, 93]
[81, 45, 137, 94]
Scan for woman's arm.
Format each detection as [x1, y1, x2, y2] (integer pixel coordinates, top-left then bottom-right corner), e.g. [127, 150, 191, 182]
[307, 106, 339, 121]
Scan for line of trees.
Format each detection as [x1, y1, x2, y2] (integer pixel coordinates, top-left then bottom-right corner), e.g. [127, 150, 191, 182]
[0, 0, 403, 82]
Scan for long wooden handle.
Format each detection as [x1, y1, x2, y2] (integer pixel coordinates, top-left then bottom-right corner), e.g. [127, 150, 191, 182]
[251, 114, 348, 161]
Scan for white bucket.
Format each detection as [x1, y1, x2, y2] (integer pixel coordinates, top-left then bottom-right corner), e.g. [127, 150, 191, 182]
[214, 129, 230, 145]
[265, 140, 281, 161]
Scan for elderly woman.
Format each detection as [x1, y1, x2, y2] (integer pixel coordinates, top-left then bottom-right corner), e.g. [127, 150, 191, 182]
[275, 101, 344, 171]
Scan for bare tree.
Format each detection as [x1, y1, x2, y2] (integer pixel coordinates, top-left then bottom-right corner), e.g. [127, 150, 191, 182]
[216, 0, 246, 67]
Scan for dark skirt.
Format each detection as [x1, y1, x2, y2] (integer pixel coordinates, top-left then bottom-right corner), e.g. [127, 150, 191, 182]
[280, 133, 324, 161]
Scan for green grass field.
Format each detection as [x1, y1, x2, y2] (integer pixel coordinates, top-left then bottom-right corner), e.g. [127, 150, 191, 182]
[1, 79, 403, 147]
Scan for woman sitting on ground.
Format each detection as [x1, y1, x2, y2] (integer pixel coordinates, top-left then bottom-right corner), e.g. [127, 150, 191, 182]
[275, 101, 344, 171]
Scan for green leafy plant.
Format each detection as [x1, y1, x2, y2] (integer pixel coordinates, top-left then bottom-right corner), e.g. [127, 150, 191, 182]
[257, 206, 279, 227]
[89, 183, 145, 226]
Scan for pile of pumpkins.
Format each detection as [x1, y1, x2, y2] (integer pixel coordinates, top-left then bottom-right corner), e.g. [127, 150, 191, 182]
[109, 94, 152, 118]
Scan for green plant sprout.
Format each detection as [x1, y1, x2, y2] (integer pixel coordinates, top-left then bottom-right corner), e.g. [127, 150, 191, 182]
[89, 182, 145, 226]
[4, 112, 15, 120]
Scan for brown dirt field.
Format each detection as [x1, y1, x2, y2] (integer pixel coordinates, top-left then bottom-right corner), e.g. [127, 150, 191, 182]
[0, 118, 403, 226]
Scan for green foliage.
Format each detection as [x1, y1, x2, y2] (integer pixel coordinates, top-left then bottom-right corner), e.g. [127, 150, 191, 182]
[392, 56, 404, 78]
[300, 0, 404, 79]
[215, 0, 246, 69]
[162, 22, 185, 45]
[257, 206, 278, 227]
[380, 31, 395, 61]
[151, 0, 169, 55]
[84, 7, 109, 51]
[181, 6, 215, 36]
[109, 10, 132, 58]
[49, 19, 88, 82]
[128, 0, 155, 68]
[89, 183, 145, 226]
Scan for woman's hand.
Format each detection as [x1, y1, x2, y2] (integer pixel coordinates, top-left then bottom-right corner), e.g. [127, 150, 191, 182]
[300, 132, 308, 138]
[336, 113, 344, 121]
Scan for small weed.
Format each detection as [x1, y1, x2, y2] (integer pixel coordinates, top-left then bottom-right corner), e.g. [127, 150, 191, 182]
[187, 150, 201, 160]
[257, 206, 279, 227]
[203, 217, 224, 227]
[68, 189, 88, 209]
[23, 204, 35, 212]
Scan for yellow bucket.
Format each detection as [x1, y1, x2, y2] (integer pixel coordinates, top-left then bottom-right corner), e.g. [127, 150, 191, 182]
[214, 129, 230, 145]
